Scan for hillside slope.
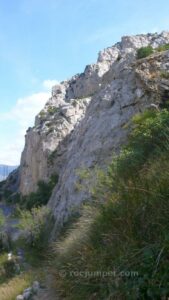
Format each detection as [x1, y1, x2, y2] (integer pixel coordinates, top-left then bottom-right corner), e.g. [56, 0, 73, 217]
[6, 31, 169, 236]
[51, 108, 169, 299]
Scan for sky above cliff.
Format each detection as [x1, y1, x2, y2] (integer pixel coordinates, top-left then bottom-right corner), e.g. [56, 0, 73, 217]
[0, 0, 169, 165]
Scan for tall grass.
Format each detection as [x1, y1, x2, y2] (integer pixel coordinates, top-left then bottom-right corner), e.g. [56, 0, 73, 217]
[51, 109, 169, 299]
[0, 272, 34, 300]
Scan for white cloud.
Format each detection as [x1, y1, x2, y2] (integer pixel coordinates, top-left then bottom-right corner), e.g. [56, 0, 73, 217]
[43, 79, 60, 91]
[0, 142, 23, 166]
[1, 92, 50, 128]
[0, 77, 60, 165]
[0, 91, 50, 165]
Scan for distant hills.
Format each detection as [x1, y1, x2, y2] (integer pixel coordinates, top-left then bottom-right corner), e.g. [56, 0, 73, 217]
[0, 165, 17, 181]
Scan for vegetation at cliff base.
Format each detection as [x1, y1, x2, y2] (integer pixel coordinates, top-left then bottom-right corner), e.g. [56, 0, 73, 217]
[15, 173, 59, 210]
[51, 108, 169, 299]
[0, 204, 52, 299]
[18, 206, 53, 250]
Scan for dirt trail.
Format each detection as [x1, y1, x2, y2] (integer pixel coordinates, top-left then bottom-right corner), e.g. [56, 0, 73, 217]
[33, 288, 59, 300]
[33, 272, 60, 300]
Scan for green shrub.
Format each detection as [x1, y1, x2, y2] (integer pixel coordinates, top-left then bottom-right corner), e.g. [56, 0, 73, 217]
[18, 206, 53, 250]
[160, 70, 169, 79]
[39, 110, 46, 119]
[0, 253, 21, 281]
[47, 149, 58, 165]
[46, 127, 54, 135]
[136, 43, 169, 61]
[137, 46, 153, 59]
[156, 43, 169, 52]
[0, 209, 5, 228]
[116, 55, 122, 62]
[3, 189, 12, 200]
[0, 210, 8, 251]
[47, 106, 58, 115]
[20, 173, 59, 209]
[46, 122, 52, 127]
[3, 260, 18, 278]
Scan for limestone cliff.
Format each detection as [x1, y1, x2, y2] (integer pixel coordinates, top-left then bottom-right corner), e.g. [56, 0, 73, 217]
[17, 31, 169, 232]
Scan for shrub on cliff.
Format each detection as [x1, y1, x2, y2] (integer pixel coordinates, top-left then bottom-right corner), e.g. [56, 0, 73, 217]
[137, 46, 153, 59]
[160, 70, 169, 79]
[20, 173, 58, 210]
[0, 209, 5, 228]
[0, 209, 9, 251]
[47, 106, 58, 115]
[157, 43, 169, 52]
[52, 109, 169, 299]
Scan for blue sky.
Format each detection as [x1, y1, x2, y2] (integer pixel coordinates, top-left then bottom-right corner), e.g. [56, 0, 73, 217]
[0, 0, 169, 165]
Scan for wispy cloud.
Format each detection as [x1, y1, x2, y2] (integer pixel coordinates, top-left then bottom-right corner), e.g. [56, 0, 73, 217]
[0, 92, 49, 126]
[0, 142, 24, 166]
[0, 90, 50, 165]
[43, 79, 60, 91]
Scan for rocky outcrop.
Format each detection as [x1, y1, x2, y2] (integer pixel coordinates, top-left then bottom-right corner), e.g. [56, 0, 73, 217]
[16, 281, 40, 300]
[19, 90, 91, 195]
[17, 31, 169, 234]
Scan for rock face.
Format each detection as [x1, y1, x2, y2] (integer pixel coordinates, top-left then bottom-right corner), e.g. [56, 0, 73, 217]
[17, 31, 169, 234]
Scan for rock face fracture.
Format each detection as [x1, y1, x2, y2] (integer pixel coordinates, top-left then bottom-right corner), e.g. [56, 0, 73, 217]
[10, 31, 169, 234]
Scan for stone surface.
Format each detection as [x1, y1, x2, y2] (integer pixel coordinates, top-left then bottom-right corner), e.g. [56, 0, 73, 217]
[9, 31, 169, 236]
[16, 296, 24, 300]
[16, 282, 41, 300]
[32, 281, 40, 294]
[23, 287, 32, 299]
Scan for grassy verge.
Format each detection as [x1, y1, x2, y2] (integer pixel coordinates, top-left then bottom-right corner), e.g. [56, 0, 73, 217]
[0, 270, 41, 300]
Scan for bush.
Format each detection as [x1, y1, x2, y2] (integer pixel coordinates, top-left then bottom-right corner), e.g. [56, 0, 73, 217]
[111, 109, 169, 180]
[156, 43, 169, 52]
[136, 44, 169, 61]
[47, 106, 58, 115]
[20, 173, 59, 209]
[0, 209, 5, 228]
[160, 70, 169, 79]
[3, 260, 18, 278]
[137, 46, 153, 59]
[18, 206, 53, 250]
[0, 210, 9, 251]
[39, 110, 46, 119]
[47, 149, 58, 165]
